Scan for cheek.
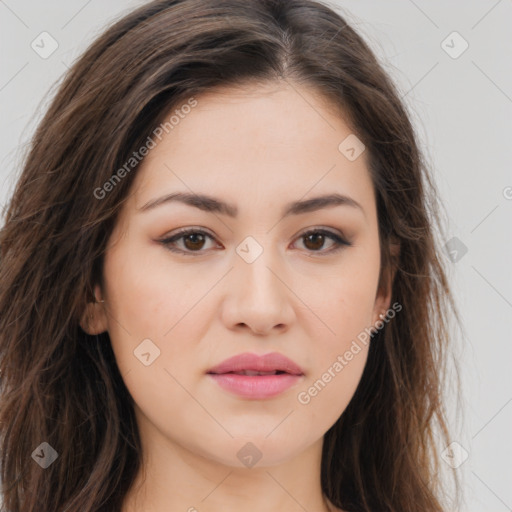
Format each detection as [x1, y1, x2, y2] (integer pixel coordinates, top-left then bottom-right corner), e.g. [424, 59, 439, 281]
[309, 260, 380, 353]
[101, 234, 215, 385]
[294, 343, 369, 444]
[294, 283, 375, 432]
[102, 235, 192, 337]
[296, 246, 380, 412]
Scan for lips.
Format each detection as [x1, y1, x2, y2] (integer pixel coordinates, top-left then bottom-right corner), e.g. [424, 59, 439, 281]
[207, 352, 304, 399]
[207, 352, 304, 376]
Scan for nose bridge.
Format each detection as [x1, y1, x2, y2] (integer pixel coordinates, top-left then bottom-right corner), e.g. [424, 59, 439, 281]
[236, 235, 283, 301]
[224, 234, 294, 333]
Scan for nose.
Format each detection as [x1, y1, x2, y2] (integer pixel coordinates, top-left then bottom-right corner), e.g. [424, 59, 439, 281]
[220, 245, 295, 336]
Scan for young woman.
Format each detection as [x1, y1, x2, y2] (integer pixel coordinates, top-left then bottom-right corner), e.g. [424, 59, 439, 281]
[0, 1, 462, 511]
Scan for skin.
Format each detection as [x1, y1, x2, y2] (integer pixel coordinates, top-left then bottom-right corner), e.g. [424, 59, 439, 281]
[81, 80, 394, 512]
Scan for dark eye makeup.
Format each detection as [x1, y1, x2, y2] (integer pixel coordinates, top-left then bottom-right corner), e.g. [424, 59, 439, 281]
[159, 227, 352, 257]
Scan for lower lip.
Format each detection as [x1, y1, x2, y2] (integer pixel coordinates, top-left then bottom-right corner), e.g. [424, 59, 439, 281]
[208, 373, 302, 399]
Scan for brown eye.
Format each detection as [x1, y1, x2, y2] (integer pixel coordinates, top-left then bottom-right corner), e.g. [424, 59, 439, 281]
[303, 232, 327, 251]
[295, 229, 351, 254]
[182, 232, 207, 251]
[160, 227, 351, 257]
[160, 229, 218, 255]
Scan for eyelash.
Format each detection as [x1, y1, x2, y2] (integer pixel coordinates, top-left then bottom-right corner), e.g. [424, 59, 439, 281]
[159, 227, 352, 257]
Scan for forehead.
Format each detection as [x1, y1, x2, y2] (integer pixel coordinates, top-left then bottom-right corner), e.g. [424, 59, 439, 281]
[127, 81, 374, 217]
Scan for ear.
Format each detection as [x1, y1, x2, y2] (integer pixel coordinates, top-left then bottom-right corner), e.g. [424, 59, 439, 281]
[79, 284, 109, 335]
[371, 238, 400, 325]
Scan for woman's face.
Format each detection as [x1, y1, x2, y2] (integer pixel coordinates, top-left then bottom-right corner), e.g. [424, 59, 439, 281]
[86, 82, 391, 468]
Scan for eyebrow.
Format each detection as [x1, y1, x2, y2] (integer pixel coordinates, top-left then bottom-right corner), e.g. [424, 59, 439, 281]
[138, 191, 364, 218]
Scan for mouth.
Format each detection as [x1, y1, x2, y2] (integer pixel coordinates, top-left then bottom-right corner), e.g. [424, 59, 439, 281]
[215, 370, 289, 376]
[206, 352, 304, 399]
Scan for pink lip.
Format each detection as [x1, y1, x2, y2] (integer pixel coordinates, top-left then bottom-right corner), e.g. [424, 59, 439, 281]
[207, 352, 304, 399]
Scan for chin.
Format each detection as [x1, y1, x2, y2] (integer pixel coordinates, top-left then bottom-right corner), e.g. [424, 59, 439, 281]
[203, 433, 316, 470]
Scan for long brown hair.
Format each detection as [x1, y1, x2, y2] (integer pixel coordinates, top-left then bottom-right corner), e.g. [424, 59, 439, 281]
[0, 1, 463, 510]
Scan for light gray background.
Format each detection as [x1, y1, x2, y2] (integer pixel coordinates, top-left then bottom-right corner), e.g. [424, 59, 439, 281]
[1, 1, 511, 511]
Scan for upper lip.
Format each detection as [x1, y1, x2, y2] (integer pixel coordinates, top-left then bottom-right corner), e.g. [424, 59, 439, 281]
[207, 352, 304, 375]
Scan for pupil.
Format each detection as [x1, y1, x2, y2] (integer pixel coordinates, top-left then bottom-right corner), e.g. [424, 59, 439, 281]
[185, 233, 205, 250]
[305, 233, 324, 250]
